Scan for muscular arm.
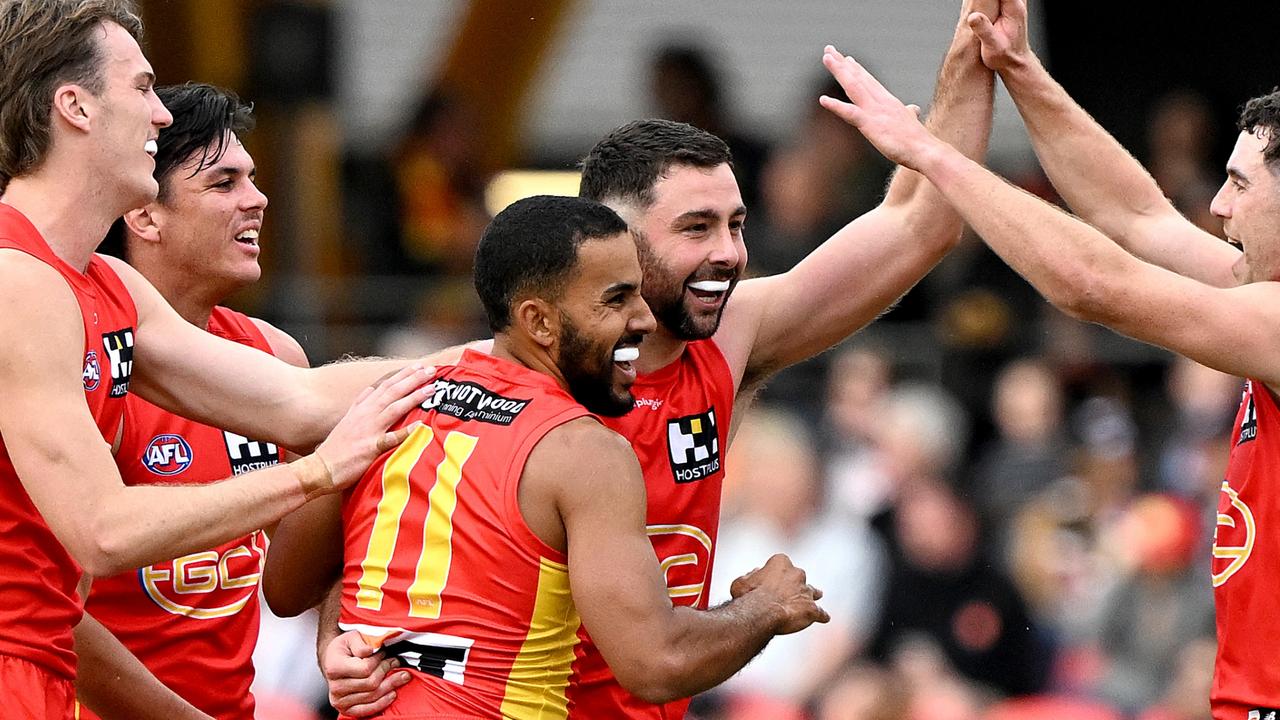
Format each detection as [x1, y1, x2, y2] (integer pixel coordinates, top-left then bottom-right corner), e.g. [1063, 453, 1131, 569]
[73, 612, 212, 720]
[530, 420, 826, 703]
[106, 256, 409, 452]
[718, 5, 996, 387]
[262, 494, 344, 617]
[970, 0, 1238, 286]
[820, 55, 1280, 389]
[0, 256, 428, 576]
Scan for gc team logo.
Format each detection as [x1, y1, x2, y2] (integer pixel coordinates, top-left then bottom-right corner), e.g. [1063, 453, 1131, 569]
[1213, 480, 1256, 587]
[82, 350, 101, 391]
[142, 434, 194, 476]
[648, 524, 714, 606]
[140, 531, 267, 619]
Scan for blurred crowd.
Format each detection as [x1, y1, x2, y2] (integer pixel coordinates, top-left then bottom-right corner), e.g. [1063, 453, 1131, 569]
[256, 38, 1233, 720]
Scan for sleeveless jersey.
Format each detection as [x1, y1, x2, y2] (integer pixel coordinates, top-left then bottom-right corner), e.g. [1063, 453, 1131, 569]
[567, 339, 736, 720]
[1212, 378, 1280, 719]
[0, 203, 138, 680]
[82, 307, 282, 720]
[340, 350, 593, 719]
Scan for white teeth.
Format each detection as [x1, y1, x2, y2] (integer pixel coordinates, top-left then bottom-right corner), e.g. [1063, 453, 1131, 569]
[613, 347, 639, 363]
[236, 229, 259, 241]
[144, 140, 158, 156]
[688, 280, 731, 293]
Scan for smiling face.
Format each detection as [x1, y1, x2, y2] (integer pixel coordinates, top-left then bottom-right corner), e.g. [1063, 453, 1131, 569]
[91, 21, 172, 210]
[146, 132, 268, 292]
[553, 233, 656, 416]
[1210, 130, 1280, 284]
[615, 162, 747, 340]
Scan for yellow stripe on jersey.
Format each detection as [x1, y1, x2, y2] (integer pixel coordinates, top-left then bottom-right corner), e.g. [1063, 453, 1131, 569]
[499, 557, 581, 719]
[356, 425, 435, 611]
[407, 431, 478, 618]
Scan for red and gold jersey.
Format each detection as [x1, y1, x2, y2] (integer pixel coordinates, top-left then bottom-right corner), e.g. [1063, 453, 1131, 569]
[340, 350, 592, 719]
[567, 339, 736, 720]
[0, 204, 137, 680]
[1212, 379, 1280, 719]
[82, 307, 282, 720]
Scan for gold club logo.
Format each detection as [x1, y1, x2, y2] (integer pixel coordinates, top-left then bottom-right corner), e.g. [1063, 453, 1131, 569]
[1213, 481, 1255, 588]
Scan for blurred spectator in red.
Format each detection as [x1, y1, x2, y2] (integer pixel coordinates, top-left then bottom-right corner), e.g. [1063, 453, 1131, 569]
[1093, 494, 1214, 712]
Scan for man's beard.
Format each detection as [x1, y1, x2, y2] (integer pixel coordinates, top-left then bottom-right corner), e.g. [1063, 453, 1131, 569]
[559, 315, 634, 417]
[636, 240, 734, 341]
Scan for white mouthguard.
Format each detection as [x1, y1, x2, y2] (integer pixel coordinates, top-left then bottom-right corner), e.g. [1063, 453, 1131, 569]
[688, 280, 731, 292]
[613, 347, 640, 363]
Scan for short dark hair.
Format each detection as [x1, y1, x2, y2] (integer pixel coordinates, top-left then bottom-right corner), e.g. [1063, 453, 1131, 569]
[1239, 89, 1280, 169]
[0, 0, 143, 189]
[101, 83, 254, 258]
[151, 83, 255, 200]
[474, 195, 629, 333]
[578, 119, 732, 209]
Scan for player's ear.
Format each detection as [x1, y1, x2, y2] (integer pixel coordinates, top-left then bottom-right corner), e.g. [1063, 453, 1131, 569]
[50, 83, 93, 133]
[515, 297, 560, 350]
[122, 206, 162, 244]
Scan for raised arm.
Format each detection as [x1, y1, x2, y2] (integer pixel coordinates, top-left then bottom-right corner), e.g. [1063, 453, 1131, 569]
[818, 53, 1280, 389]
[0, 254, 431, 576]
[968, 0, 1238, 286]
[532, 420, 827, 703]
[720, 2, 996, 384]
[105, 256, 411, 452]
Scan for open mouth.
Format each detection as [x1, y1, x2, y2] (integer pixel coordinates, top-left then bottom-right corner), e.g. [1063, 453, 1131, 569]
[686, 278, 732, 306]
[612, 345, 640, 379]
[235, 229, 260, 248]
[144, 139, 158, 157]
[1226, 236, 1243, 251]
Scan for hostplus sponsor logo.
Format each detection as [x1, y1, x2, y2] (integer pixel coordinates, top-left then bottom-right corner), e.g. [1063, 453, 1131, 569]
[1239, 382, 1258, 445]
[223, 431, 280, 475]
[421, 379, 530, 426]
[666, 407, 721, 484]
[102, 328, 135, 397]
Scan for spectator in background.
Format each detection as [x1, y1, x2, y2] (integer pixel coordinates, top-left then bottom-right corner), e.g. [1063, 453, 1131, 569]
[391, 92, 492, 276]
[648, 42, 770, 212]
[869, 479, 1051, 698]
[1145, 90, 1221, 235]
[821, 346, 895, 520]
[1157, 357, 1238, 500]
[710, 407, 886, 715]
[970, 358, 1071, 532]
[751, 74, 892, 278]
[1094, 494, 1214, 712]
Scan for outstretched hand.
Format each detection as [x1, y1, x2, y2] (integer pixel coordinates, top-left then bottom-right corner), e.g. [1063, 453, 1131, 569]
[818, 46, 940, 171]
[966, 0, 1032, 72]
[315, 364, 436, 491]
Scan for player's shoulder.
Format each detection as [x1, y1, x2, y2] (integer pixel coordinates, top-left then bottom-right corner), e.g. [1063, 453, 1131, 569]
[0, 248, 78, 314]
[246, 316, 309, 368]
[533, 417, 635, 470]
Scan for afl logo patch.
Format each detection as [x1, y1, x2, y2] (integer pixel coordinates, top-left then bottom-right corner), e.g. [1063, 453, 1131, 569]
[143, 434, 194, 476]
[82, 350, 101, 391]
